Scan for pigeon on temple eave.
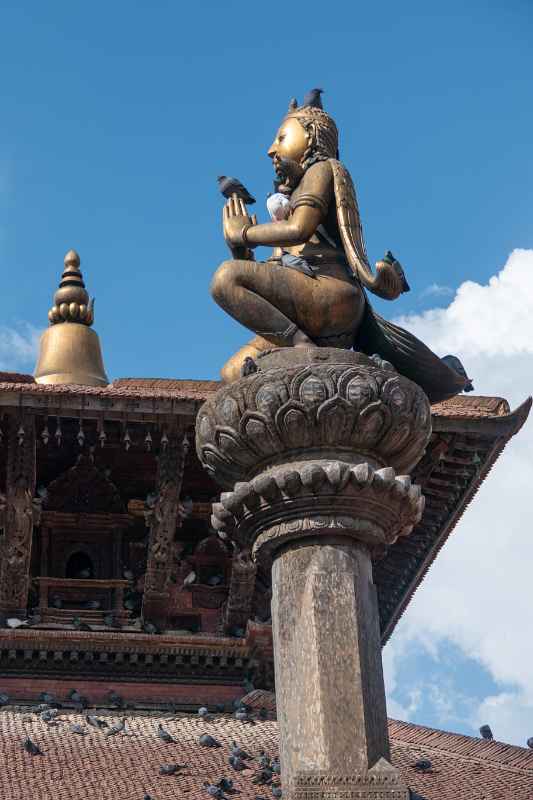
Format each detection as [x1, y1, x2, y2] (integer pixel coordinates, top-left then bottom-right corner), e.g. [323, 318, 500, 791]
[6, 617, 29, 629]
[70, 723, 88, 735]
[413, 758, 433, 772]
[157, 723, 177, 743]
[302, 88, 323, 109]
[229, 755, 248, 771]
[218, 176, 256, 205]
[441, 354, 474, 392]
[23, 737, 43, 756]
[199, 733, 222, 748]
[106, 717, 126, 737]
[108, 690, 124, 708]
[479, 724, 493, 741]
[41, 708, 60, 723]
[39, 692, 56, 705]
[198, 705, 213, 720]
[72, 616, 92, 632]
[86, 714, 108, 729]
[142, 620, 160, 635]
[231, 740, 251, 760]
[204, 783, 225, 799]
[159, 763, 187, 775]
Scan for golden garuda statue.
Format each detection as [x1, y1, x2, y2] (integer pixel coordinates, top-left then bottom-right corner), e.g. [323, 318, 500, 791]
[211, 90, 471, 403]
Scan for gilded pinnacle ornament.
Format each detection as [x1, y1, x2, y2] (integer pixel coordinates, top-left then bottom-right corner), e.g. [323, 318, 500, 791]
[34, 249, 108, 386]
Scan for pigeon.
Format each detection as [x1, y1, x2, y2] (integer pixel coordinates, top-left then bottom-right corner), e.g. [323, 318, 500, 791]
[271, 786, 282, 798]
[204, 783, 224, 799]
[479, 724, 493, 741]
[86, 714, 108, 729]
[527, 736, 533, 749]
[142, 621, 160, 635]
[81, 600, 101, 610]
[206, 574, 224, 587]
[75, 568, 91, 579]
[199, 733, 221, 748]
[252, 769, 273, 785]
[72, 616, 92, 632]
[6, 617, 28, 629]
[23, 737, 43, 756]
[157, 723, 176, 743]
[180, 570, 196, 591]
[103, 613, 121, 629]
[231, 741, 251, 760]
[41, 708, 60, 723]
[51, 595, 63, 609]
[123, 569, 134, 581]
[108, 690, 124, 708]
[215, 703, 226, 714]
[258, 708, 269, 721]
[0, 692, 10, 706]
[267, 192, 291, 222]
[302, 88, 323, 109]
[235, 706, 254, 723]
[68, 689, 88, 709]
[33, 703, 52, 714]
[70, 723, 88, 735]
[441, 354, 474, 392]
[271, 758, 280, 775]
[144, 795, 153, 800]
[257, 752, 271, 769]
[217, 778, 234, 792]
[229, 755, 248, 771]
[159, 763, 187, 775]
[39, 692, 56, 705]
[218, 176, 256, 205]
[106, 717, 126, 737]
[198, 706, 213, 720]
[413, 758, 432, 773]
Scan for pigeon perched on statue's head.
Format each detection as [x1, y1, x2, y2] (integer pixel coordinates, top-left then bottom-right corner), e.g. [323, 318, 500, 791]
[302, 88, 324, 109]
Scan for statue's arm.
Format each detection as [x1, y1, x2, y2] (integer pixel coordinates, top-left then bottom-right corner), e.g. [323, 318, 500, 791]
[244, 205, 323, 248]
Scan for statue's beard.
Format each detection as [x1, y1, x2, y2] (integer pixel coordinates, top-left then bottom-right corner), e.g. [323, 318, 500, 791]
[273, 155, 305, 195]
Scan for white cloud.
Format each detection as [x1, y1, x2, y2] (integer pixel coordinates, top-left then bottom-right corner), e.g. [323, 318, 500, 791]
[0, 323, 41, 372]
[384, 249, 533, 746]
[419, 282, 454, 299]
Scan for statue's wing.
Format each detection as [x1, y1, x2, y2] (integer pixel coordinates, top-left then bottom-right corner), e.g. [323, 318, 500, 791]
[330, 159, 399, 300]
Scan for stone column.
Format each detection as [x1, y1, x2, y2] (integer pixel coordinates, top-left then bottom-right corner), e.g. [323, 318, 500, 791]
[0, 413, 40, 622]
[197, 349, 431, 800]
[142, 425, 188, 629]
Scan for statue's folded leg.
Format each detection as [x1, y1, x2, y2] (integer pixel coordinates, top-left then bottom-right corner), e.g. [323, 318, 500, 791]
[210, 259, 300, 342]
[355, 301, 468, 404]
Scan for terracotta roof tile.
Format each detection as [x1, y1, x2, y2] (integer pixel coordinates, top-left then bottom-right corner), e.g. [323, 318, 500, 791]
[0, 709, 531, 800]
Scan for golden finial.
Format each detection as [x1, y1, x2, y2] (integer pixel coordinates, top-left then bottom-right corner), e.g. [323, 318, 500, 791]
[35, 248, 108, 386]
[48, 249, 94, 326]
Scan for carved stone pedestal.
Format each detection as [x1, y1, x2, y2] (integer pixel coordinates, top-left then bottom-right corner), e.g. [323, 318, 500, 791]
[196, 348, 431, 799]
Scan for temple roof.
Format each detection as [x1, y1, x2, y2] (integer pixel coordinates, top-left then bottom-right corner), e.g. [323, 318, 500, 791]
[0, 704, 531, 800]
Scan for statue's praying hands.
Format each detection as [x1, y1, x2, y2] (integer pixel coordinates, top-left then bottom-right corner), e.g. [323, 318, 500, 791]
[223, 195, 257, 259]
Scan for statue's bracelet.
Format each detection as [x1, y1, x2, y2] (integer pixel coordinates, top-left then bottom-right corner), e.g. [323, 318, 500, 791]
[240, 223, 252, 246]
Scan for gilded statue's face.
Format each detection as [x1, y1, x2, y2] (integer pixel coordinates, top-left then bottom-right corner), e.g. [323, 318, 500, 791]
[268, 116, 310, 165]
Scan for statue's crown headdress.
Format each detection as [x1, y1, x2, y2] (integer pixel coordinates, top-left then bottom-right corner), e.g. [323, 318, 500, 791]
[284, 92, 339, 165]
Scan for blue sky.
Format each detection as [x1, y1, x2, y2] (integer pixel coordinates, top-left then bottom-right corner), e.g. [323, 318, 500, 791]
[1, 1, 533, 745]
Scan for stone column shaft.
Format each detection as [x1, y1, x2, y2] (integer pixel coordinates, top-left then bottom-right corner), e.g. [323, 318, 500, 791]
[0, 413, 38, 621]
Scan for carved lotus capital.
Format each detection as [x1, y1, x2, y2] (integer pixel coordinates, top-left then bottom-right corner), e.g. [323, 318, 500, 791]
[196, 348, 431, 490]
[212, 460, 425, 561]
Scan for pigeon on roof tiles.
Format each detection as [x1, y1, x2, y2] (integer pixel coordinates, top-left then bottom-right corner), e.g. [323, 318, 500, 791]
[204, 782, 225, 799]
[302, 88, 323, 109]
[218, 176, 256, 205]
[33, 704, 52, 714]
[257, 752, 271, 769]
[271, 758, 280, 775]
[144, 795, 154, 800]
[199, 733, 222, 748]
[106, 717, 126, 737]
[271, 786, 282, 798]
[159, 763, 187, 775]
[229, 755, 248, 771]
[479, 725, 493, 741]
[527, 736, 533, 749]
[157, 723, 176, 743]
[230, 741, 251, 760]
[252, 768, 274, 785]
[86, 714, 108, 729]
[22, 737, 43, 756]
[413, 758, 432, 773]
[0, 692, 10, 706]
[40, 708, 60, 724]
[235, 706, 254, 724]
[217, 778, 234, 793]
[198, 706, 213, 720]
[70, 723, 88, 735]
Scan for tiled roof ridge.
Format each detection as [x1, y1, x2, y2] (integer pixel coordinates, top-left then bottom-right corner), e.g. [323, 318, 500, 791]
[389, 718, 533, 772]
